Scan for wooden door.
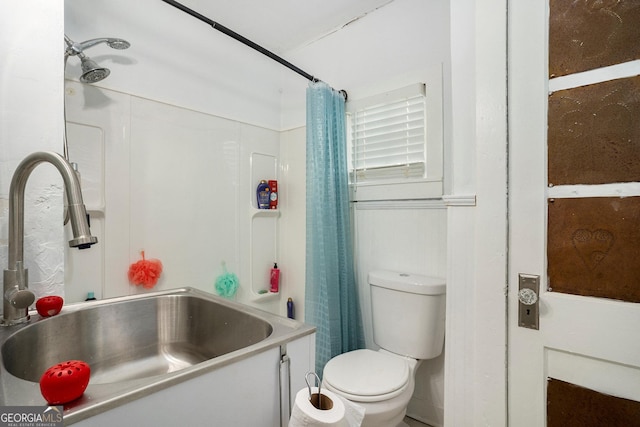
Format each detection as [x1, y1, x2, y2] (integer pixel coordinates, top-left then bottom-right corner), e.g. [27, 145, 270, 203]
[508, 0, 640, 425]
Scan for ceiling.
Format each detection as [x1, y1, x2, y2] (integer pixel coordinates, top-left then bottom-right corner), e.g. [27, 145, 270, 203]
[172, 0, 395, 54]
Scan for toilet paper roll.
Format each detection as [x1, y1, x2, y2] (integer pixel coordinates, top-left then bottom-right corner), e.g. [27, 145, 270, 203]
[289, 387, 346, 427]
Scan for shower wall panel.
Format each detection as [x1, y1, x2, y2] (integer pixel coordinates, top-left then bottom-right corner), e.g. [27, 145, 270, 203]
[64, 82, 132, 304]
[65, 122, 106, 303]
[63, 81, 281, 311]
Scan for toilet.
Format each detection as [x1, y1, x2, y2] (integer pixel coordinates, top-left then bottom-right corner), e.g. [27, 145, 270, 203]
[322, 270, 446, 427]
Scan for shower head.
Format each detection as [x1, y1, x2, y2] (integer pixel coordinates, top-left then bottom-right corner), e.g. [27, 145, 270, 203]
[78, 53, 111, 83]
[106, 39, 131, 50]
[64, 34, 130, 83]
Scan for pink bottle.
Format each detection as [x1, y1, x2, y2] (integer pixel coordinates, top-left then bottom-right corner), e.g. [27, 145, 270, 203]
[270, 263, 280, 293]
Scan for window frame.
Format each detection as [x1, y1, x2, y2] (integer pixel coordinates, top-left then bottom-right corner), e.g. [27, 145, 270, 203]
[346, 82, 443, 201]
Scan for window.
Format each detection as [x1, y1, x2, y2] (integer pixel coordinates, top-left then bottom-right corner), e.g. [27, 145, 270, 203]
[350, 88, 426, 181]
[347, 83, 443, 201]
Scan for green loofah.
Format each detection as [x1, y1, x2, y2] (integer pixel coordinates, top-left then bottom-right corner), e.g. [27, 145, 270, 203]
[215, 261, 239, 298]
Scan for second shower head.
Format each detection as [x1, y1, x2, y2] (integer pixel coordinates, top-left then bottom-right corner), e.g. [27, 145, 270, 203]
[64, 34, 130, 83]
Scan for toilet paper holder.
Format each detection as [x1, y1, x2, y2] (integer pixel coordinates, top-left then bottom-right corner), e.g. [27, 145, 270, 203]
[305, 372, 334, 410]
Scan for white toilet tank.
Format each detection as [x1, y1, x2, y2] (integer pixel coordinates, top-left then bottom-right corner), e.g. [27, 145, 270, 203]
[369, 270, 446, 360]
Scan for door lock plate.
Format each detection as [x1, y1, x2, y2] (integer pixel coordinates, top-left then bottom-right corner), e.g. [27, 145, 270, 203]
[518, 274, 539, 330]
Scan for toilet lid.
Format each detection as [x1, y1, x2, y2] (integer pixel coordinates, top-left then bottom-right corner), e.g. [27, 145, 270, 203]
[323, 349, 410, 401]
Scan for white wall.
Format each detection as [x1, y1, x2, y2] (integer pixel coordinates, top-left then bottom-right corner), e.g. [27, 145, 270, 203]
[445, 1, 508, 426]
[354, 202, 448, 425]
[0, 1, 66, 307]
[279, 0, 452, 130]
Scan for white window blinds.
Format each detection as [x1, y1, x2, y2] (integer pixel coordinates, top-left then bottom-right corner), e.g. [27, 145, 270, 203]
[348, 84, 426, 182]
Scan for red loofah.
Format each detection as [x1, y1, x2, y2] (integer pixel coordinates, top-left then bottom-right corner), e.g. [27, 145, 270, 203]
[128, 250, 163, 288]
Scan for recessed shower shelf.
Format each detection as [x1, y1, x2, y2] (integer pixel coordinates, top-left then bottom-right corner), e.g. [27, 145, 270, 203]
[251, 208, 280, 218]
[249, 152, 279, 304]
[252, 291, 280, 302]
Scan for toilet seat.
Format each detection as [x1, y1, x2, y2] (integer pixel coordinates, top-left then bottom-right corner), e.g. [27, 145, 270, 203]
[322, 349, 410, 403]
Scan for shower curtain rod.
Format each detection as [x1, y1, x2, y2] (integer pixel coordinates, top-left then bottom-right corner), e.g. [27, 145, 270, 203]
[161, 0, 347, 99]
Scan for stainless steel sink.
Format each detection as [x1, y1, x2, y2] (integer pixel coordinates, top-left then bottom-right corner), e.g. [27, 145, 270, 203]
[2, 293, 273, 384]
[0, 287, 315, 424]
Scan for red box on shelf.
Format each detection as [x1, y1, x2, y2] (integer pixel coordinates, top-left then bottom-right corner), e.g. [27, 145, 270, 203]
[268, 180, 278, 209]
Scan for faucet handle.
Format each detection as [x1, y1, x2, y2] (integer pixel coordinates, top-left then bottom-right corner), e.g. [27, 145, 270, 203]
[3, 262, 35, 309]
[8, 289, 35, 309]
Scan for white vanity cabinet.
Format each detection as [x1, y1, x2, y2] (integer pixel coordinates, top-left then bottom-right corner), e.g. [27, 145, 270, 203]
[74, 333, 315, 426]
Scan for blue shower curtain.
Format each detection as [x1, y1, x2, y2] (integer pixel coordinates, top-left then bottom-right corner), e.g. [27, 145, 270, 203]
[305, 81, 364, 378]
